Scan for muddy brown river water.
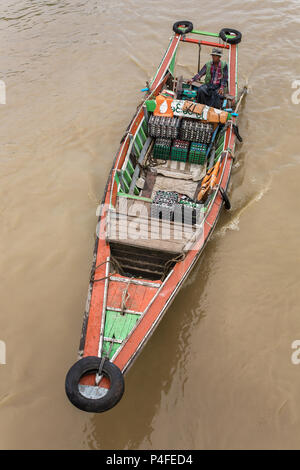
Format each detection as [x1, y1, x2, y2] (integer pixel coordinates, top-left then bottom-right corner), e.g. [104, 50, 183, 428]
[1, 0, 300, 450]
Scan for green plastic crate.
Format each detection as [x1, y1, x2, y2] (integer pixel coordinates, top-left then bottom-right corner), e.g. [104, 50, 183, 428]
[170, 140, 189, 162]
[153, 138, 171, 160]
[188, 142, 207, 165]
[170, 147, 188, 162]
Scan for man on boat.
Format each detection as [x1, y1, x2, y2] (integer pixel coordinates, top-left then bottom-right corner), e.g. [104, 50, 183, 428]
[188, 48, 228, 109]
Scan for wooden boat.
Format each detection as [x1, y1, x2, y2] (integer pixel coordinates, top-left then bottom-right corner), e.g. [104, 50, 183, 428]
[65, 22, 245, 412]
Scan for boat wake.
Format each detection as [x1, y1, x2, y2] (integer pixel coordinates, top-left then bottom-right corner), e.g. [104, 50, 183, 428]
[212, 176, 272, 239]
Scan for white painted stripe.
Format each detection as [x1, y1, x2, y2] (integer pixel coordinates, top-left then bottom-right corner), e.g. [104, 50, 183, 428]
[109, 276, 161, 288]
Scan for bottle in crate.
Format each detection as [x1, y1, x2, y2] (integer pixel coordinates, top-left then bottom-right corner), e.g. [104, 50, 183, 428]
[153, 138, 172, 160]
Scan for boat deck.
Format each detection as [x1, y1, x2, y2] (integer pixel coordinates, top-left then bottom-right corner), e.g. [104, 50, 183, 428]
[106, 159, 206, 255]
[107, 197, 199, 254]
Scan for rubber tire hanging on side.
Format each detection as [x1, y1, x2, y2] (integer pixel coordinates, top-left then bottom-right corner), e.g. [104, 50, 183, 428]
[173, 21, 193, 35]
[65, 356, 125, 413]
[219, 28, 242, 44]
[219, 187, 231, 210]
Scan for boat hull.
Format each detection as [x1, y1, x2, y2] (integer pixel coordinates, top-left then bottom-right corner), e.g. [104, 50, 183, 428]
[68, 29, 240, 410]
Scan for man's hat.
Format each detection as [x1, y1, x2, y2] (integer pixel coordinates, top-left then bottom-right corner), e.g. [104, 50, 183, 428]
[211, 48, 223, 56]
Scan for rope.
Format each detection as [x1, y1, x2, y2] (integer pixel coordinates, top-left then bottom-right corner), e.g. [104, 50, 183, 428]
[95, 356, 106, 385]
[120, 279, 131, 316]
[90, 257, 122, 284]
[95, 339, 115, 384]
[162, 252, 186, 280]
[108, 278, 134, 352]
[110, 255, 124, 275]
[225, 147, 235, 161]
[220, 119, 242, 143]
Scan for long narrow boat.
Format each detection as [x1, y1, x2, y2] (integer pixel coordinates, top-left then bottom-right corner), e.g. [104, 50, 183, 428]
[65, 22, 244, 412]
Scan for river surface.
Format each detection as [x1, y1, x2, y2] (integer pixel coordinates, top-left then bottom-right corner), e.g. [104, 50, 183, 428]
[0, 0, 300, 450]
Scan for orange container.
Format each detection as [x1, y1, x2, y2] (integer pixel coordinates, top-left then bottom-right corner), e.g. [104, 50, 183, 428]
[153, 94, 174, 117]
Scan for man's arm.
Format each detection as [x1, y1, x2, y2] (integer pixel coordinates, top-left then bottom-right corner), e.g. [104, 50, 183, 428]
[191, 64, 207, 82]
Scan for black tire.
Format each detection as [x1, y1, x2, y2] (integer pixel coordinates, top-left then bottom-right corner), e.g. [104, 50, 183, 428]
[220, 187, 231, 210]
[219, 28, 242, 45]
[173, 21, 193, 35]
[65, 356, 125, 413]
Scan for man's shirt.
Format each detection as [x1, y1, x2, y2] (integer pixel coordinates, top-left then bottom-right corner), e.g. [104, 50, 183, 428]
[192, 61, 228, 89]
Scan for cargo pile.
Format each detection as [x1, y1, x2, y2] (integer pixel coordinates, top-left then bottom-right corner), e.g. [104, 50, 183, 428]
[148, 115, 180, 139]
[175, 198, 203, 225]
[151, 191, 179, 221]
[149, 115, 214, 165]
[180, 120, 213, 143]
[150, 191, 204, 225]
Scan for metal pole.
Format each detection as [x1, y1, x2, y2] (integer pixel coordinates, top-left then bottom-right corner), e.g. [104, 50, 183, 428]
[197, 43, 201, 73]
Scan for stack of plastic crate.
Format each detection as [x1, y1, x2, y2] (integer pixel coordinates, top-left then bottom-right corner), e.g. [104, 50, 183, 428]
[166, 117, 181, 139]
[174, 198, 203, 225]
[188, 142, 207, 165]
[151, 191, 178, 221]
[153, 138, 171, 160]
[148, 115, 180, 139]
[170, 140, 190, 162]
[180, 120, 214, 143]
[148, 115, 161, 137]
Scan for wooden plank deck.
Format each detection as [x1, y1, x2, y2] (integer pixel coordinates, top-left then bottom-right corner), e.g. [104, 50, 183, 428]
[107, 197, 199, 254]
